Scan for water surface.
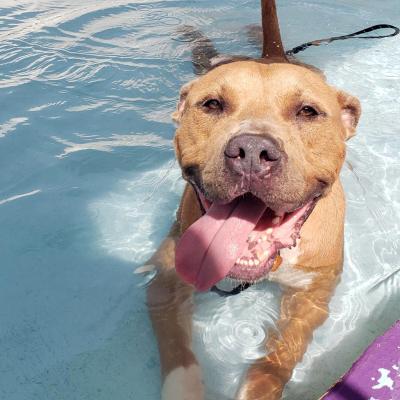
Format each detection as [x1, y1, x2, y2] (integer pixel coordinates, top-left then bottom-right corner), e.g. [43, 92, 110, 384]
[0, 1, 399, 399]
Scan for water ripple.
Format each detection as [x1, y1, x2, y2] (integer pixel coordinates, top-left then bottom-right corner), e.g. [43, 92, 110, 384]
[52, 132, 172, 158]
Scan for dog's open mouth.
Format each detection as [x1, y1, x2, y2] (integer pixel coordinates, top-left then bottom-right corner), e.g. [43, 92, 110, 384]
[175, 190, 317, 291]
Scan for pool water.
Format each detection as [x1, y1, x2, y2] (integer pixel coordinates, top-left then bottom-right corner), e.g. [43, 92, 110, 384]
[0, 1, 399, 399]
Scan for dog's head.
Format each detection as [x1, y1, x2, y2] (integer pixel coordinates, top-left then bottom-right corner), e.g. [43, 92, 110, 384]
[173, 61, 361, 290]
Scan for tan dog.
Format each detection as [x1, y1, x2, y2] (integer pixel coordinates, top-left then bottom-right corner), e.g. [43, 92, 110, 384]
[146, 1, 361, 399]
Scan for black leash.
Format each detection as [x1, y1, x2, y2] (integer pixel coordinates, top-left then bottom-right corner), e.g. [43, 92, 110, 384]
[286, 24, 399, 56]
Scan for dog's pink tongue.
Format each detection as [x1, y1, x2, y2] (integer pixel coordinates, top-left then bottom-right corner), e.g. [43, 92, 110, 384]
[175, 196, 266, 291]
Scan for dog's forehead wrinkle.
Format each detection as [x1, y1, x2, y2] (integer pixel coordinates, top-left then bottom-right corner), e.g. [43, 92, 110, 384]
[207, 61, 324, 85]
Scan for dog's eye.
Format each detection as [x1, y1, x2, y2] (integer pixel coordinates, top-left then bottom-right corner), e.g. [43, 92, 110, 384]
[297, 105, 319, 118]
[202, 99, 223, 112]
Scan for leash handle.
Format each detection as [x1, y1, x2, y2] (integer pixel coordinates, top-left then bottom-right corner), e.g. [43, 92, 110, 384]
[286, 24, 400, 56]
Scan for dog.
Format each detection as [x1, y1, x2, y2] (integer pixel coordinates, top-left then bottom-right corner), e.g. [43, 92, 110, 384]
[145, 1, 361, 399]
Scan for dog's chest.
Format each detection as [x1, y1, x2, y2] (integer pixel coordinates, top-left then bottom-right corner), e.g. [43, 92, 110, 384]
[268, 241, 316, 290]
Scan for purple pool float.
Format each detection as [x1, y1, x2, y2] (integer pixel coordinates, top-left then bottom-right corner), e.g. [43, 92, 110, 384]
[321, 321, 400, 400]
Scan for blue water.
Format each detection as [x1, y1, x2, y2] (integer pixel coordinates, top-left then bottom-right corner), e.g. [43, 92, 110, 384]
[0, 1, 399, 399]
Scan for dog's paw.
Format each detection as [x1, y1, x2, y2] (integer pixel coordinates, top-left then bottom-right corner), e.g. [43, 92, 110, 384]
[236, 368, 284, 400]
[162, 364, 204, 400]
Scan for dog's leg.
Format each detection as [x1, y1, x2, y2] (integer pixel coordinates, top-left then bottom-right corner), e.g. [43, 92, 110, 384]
[176, 25, 219, 75]
[237, 271, 339, 400]
[146, 224, 204, 400]
[245, 24, 263, 48]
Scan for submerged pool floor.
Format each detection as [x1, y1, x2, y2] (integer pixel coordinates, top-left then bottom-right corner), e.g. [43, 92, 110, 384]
[0, 1, 399, 399]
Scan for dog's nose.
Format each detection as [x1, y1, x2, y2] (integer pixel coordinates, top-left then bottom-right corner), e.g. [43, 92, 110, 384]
[224, 133, 282, 176]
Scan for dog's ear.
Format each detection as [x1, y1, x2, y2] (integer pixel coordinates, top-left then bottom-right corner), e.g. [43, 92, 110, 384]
[337, 90, 361, 141]
[172, 79, 198, 124]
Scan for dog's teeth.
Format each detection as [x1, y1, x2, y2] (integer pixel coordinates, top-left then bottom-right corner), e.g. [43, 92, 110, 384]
[243, 260, 248, 266]
[263, 250, 270, 258]
[248, 259, 254, 267]
[254, 259, 260, 266]
[236, 258, 241, 264]
[266, 228, 273, 235]
[272, 217, 280, 225]
[261, 234, 267, 241]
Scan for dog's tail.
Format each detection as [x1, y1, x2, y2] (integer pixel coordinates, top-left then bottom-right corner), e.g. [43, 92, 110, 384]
[175, 0, 288, 75]
[261, 0, 288, 61]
